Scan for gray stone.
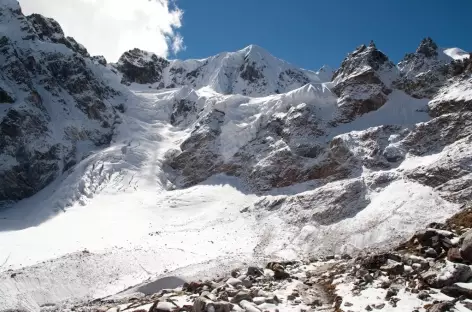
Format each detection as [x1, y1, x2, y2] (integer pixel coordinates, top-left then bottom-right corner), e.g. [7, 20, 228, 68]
[417, 290, 430, 301]
[441, 284, 472, 299]
[241, 277, 253, 288]
[149, 301, 174, 312]
[461, 229, 472, 262]
[226, 277, 243, 287]
[422, 262, 472, 288]
[205, 301, 233, 312]
[252, 297, 266, 305]
[202, 290, 217, 302]
[192, 297, 208, 312]
[230, 291, 252, 303]
[380, 260, 404, 275]
[246, 267, 263, 277]
[426, 302, 455, 312]
[238, 300, 261, 312]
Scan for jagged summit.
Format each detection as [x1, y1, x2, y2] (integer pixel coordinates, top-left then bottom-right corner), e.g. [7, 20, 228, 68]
[0, 2, 124, 201]
[332, 42, 395, 84]
[329, 42, 397, 122]
[395, 37, 468, 98]
[27, 13, 90, 57]
[416, 36, 439, 57]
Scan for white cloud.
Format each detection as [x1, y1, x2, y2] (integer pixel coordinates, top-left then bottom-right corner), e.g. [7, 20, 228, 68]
[170, 33, 185, 54]
[18, 0, 184, 62]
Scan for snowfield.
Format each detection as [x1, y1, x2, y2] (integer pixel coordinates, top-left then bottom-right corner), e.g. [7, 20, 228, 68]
[0, 86, 261, 310]
[0, 83, 462, 310]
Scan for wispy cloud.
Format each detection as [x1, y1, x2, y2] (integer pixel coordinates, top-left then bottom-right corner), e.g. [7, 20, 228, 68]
[19, 0, 184, 61]
[170, 33, 185, 54]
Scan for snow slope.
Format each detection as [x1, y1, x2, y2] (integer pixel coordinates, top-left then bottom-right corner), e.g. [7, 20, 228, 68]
[0, 86, 261, 310]
[116, 44, 329, 97]
[443, 47, 470, 60]
[0, 81, 463, 310]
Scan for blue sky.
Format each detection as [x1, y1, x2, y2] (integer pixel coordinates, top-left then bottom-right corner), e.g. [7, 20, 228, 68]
[177, 0, 472, 70]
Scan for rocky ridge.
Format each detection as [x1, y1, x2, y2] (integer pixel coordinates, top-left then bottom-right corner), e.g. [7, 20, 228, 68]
[113, 44, 328, 97]
[395, 37, 471, 99]
[163, 38, 472, 200]
[0, 1, 126, 201]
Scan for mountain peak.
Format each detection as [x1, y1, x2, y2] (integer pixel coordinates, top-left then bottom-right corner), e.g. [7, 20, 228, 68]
[416, 37, 439, 57]
[240, 44, 272, 61]
[333, 42, 394, 83]
[242, 44, 266, 53]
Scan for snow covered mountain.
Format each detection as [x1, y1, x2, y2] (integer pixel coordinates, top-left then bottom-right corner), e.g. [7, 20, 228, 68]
[0, 0, 127, 202]
[395, 37, 470, 98]
[1, 0, 472, 310]
[114, 44, 328, 96]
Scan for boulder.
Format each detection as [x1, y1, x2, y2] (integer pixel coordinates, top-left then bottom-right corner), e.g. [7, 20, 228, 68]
[422, 261, 472, 288]
[447, 248, 463, 262]
[226, 277, 242, 287]
[426, 301, 455, 312]
[361, 254, 388, 270]
[238, 300, 260, 312]
[441, 284, 472, 299]
[380, 260, 404, 275]
[461, 229, 472, 261]
[149, 301, 175, 312]
[205, 301, 233, 312]
[230, 291, 252, 303]
[192, 297, 210, 312]
[246, 267, 263, 277]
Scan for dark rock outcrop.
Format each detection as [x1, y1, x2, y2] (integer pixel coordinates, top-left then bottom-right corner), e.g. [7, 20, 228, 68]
[26, 14, 90, 57]
[115, 48, 169, 85]
[395, 37, 456, 99]
[331, 42, 396, 123]
[0, 3, 122, 201]
[167, 109, 225, 187]
[91, 55, 107, 66]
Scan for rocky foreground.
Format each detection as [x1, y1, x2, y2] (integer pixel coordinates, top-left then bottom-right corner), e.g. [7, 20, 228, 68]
[35, 208, 472, 312]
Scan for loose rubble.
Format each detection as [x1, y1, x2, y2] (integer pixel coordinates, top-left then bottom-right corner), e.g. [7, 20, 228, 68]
[52, 208, 472, 312]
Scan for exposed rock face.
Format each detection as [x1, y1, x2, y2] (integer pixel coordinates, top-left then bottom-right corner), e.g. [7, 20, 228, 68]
[164, 40, 472, 200]
[0, 3, 123, 201]
[91, 55, 107, 66]
[395, 37, 454, 99]
[416, 37, 439, 57]
[428, 78, 472, 117]
[169, 87, 199, 127]
[331, 42, 397, 123]
[253, 178, 370, 225]
[115, 48, 170, 85]
[26, 14, 90, 57]
[168, 109, 225, 187]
